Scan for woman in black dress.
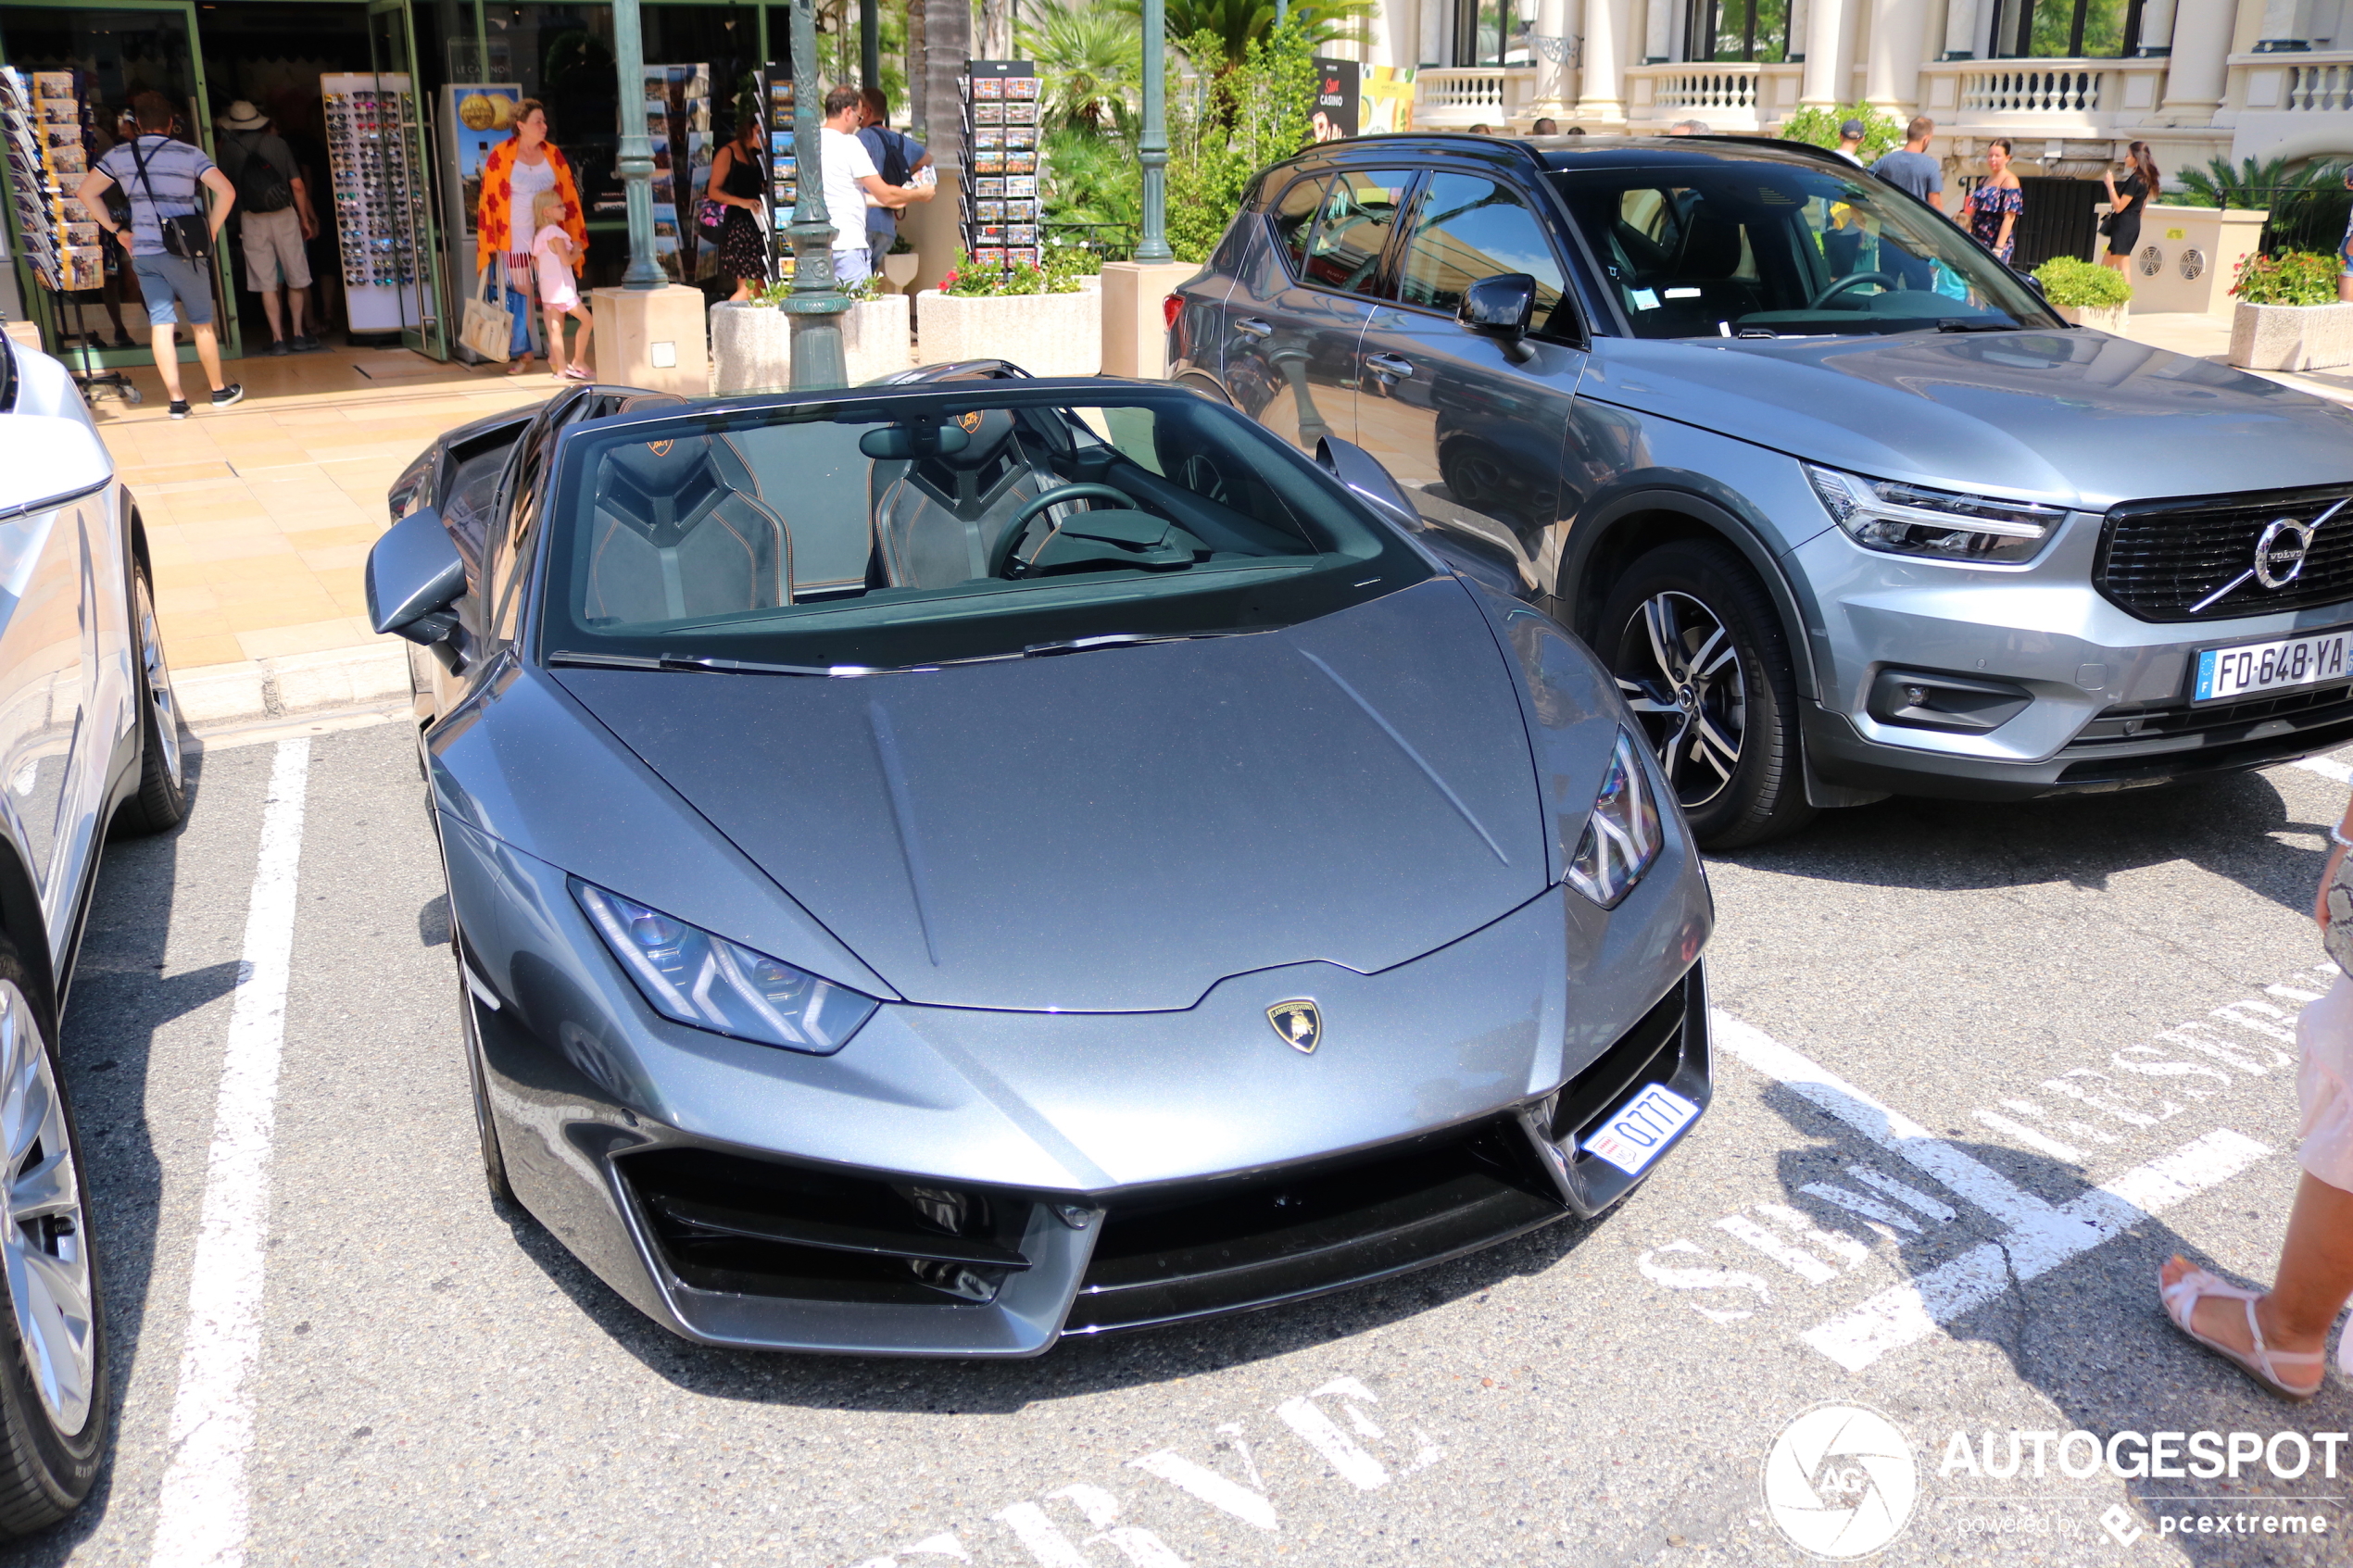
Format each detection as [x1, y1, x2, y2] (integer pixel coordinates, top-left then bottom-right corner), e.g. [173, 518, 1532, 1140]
[2102, 141, 2159, 274]
[705, 119, 767, 301]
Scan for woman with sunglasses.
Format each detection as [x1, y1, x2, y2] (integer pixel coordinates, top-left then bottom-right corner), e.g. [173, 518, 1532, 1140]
[474, 99, 587, 374]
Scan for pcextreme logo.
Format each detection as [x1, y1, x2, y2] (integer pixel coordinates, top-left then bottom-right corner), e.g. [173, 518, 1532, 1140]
[1762, 1404, 1919, 1559]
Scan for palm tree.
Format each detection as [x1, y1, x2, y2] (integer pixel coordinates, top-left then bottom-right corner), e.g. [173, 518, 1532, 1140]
[1114, 0, 1377, 72]
[1017, 0, 1142, 136]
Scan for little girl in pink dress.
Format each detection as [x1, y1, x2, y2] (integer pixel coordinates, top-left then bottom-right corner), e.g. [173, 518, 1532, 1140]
[529, 189, 594, 381]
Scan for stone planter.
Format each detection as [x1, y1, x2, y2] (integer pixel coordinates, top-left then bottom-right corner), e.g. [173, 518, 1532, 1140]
[708, 295, 913, 392]
[2229, 300, 2353, 372]
[2054, 302, 2129, 335]
[915, 287, 1101, 377]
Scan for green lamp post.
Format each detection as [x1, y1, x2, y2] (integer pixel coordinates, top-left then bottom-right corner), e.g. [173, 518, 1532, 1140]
[1136, 0, 1171, 262]
[780, 0, 851, 387]
[612, 0, 664, 288]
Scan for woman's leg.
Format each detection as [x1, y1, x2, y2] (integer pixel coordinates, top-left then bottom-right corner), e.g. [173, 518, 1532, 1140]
[2163, 1174, 2353, 1362]
[507, 280, 535, 371]
[729, 275, 752, 303]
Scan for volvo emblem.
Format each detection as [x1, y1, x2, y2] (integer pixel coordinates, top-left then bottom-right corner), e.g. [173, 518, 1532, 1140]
[2254, 516, 2317, 590]
[1267, 999, 1321, 1054]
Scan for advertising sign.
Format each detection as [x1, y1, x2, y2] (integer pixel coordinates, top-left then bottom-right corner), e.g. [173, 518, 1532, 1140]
[1311, 56, 1359, 142]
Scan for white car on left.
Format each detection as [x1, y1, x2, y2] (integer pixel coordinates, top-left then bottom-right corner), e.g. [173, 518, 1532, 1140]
[0, 339, 186, 1537]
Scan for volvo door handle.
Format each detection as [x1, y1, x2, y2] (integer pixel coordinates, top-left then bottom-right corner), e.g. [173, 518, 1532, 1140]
[1234, 318, 1274, 341]
[1364, 353, 1416, 379]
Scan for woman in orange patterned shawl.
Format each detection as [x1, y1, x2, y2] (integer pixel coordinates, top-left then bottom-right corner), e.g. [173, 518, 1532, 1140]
[475, 100, 587, 372]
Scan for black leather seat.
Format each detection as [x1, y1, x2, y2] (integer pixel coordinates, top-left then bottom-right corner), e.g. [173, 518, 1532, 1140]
[867, 409, 1050, 589]
[584, 434, 793, 625]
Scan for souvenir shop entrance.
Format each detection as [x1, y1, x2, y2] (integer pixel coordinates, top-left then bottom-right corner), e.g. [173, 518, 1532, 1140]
[0, 0, 446, 376]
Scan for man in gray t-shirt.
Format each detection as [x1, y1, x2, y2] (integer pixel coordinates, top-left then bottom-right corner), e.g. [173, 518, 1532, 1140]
[80, 93, 242, 417]
[1869, 115, 1946, 213]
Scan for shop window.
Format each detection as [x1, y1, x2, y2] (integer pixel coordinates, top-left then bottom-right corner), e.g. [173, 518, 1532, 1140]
[1453, 0, 1538, 68]
[1685, 0, 1791, 62]
[1990, 0, 2139, 58]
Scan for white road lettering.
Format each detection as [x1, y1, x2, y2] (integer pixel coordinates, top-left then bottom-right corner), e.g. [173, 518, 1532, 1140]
[1276, 1379, 1390, 1491]
[147, 739, 312, 1568]
[1974, 1109, 2085, 1164]
[1798, 1182, 1923, 1237]
[1126, 1450, 1278, 1531]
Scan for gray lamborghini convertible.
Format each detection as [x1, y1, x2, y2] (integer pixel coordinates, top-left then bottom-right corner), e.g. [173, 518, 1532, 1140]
[368, 370, 1713, 1355]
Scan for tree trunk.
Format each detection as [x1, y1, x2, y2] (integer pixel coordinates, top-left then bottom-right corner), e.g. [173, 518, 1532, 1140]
[923, 0, 972, 170]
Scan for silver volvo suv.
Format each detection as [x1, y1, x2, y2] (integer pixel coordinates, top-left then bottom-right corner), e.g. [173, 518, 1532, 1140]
[1168, 134, 2353, 847]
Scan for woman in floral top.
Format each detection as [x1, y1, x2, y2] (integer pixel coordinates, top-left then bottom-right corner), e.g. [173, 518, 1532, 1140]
[475, 100, 587, 373]
[1961, 138, 2024, 265]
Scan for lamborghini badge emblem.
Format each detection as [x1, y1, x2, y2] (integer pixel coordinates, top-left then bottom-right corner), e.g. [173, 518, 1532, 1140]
[957, 410, 984, 433]
[648, 439, 673, 457]
[1267, 999, 1321, 1054]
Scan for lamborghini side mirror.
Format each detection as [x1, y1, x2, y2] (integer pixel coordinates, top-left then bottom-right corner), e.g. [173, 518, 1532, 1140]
[1316, 437, 1421, 533]
[366, 507, 467, 655]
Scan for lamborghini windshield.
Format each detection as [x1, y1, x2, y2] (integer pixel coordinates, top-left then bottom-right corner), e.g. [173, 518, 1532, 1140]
[1549, 158, 2062, 339]
[535, 386, 1431, 670]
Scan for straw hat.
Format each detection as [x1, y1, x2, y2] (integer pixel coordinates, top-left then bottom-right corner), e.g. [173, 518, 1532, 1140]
[217, 100, 269, 132]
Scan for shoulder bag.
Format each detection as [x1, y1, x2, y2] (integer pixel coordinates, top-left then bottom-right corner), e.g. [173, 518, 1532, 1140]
[127, 135, 211, 262]
[459, 258, 515, 363]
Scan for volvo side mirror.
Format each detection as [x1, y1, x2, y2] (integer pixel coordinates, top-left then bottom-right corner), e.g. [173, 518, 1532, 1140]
[366, 507, 468, 661]
[1459, 273, 1539, 363]
[0, 416, 111, 517]
[1315, 437, 1421, 533]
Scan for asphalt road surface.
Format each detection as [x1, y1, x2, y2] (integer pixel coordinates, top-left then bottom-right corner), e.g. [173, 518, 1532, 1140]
[6, 715, 2351, 1567]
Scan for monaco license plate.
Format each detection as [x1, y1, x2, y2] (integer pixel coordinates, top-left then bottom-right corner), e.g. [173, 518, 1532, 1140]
[1579, 1084, 1700, 1176]
[2193, 628, 2353, 703]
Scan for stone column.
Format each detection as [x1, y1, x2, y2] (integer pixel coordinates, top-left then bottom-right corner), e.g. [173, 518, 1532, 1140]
[1578, 0, 1631, 122]
[1532, 0, 1575, 112]
[2161, 0, 2233, 114]
[2134, 0, 2176, 54]
[2255, 0, 2314, 50]
[1419, 0, 1448, 68]
[1790, 0, 1811, 60]
[1941, 0, 1980, 57]
[1801, 0, 1849, 105]
[1643, 0, 1673, 63]
[1867, 0, 1929, 110]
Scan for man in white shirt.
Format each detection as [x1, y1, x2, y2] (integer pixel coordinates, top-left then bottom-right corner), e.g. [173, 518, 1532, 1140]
[818, 85, 930, 283]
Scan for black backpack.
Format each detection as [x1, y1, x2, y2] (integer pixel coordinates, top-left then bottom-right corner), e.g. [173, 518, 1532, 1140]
[865, 126, 911, 190]
[228, 134, 293, 214]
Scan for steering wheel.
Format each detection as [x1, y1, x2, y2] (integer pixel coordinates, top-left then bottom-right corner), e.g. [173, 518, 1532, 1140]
[990, 483, 1139, 578]
[1807, 271, 1899, 309]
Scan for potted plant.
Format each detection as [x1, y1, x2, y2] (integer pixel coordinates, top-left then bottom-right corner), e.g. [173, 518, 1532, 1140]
[709, 273, 914, 392]
[915, 254, 1101, 376]
[2030, 256, 2133, 335]
[2227, 251, 2353, 371]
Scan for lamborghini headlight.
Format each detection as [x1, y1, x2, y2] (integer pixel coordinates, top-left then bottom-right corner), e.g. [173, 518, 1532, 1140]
[572, 880, 877, 1054]
[1804, 463, 2065, 565]
[1566, 731, 1663, 909]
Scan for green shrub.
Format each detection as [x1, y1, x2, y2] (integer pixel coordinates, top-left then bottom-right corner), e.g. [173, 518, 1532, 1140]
[937, 256, 1082, 296]
[2230, 250, 2342, 307]
[1779, 102, 1904, 164]
[2031, 256, 2132, 308]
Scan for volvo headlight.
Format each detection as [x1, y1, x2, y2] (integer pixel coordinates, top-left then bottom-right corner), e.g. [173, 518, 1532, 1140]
[1567, 731, 1662, 909]
[573, 881, 877, 1054]
[1805, 463, 2065, 565]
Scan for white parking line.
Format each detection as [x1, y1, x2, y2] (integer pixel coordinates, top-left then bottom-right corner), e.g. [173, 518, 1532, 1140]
[147, 739, 311, 1568]
[1708, 1010, 2271, 1372]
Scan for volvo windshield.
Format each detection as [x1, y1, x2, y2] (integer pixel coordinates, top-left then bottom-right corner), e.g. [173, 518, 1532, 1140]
[1550, 159, 2063, 339]
[535, 387, 1432, 671]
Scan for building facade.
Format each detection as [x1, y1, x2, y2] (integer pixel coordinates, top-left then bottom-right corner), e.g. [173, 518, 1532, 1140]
[1366, 0, 2353, 182]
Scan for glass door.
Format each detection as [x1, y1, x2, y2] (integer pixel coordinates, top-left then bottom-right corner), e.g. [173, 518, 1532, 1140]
[366, 0, 446, 358]
[0, 0, 233, 370]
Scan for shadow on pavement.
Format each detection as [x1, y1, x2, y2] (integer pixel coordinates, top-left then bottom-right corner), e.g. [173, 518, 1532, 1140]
[1726, 771, 2330, 921]
[1749, 1078, 2347, 1565]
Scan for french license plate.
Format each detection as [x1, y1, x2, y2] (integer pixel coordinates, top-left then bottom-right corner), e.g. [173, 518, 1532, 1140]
[1580, 1084, 1700, 1176]
[2193, 628, 2353, 703]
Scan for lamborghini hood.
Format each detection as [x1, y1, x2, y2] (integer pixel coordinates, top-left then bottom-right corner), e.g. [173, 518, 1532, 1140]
[553, 578, 1553, 1011]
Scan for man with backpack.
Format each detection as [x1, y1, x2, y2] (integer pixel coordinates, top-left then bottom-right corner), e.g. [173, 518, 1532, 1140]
[77, 91, 242, 419]
[215, 100, 321, 355]
[857, 87, 930, 278]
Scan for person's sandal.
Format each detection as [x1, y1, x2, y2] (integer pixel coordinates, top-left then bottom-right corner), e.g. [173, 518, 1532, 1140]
[2160, 1264, 2326, 1400]
[505, 356, 532, 376]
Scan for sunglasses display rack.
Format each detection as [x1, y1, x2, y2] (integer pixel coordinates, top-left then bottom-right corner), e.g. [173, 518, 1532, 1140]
[960, 62, 1044, 274]
[321, 72, 429, 333]
[761, 64, 792, 279]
